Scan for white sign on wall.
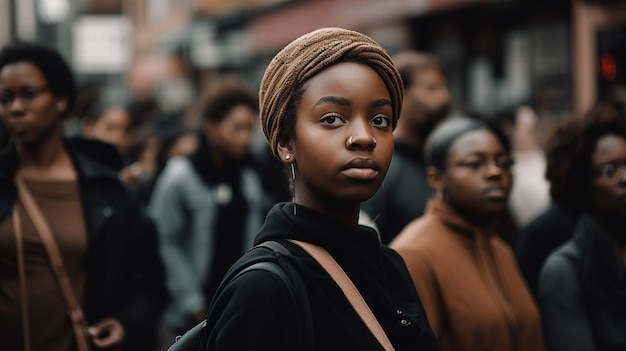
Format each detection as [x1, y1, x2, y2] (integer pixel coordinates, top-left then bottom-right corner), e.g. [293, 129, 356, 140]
[72, 15, 132, 74]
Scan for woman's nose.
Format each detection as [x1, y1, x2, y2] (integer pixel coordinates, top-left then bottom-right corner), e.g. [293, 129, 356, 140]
[346, 134, 376, 151]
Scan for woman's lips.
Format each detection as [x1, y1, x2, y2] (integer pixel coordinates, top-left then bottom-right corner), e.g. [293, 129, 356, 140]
[343, 157, 380, 180]
[483, 186, 508, 200]
[343, 167, 379, 180]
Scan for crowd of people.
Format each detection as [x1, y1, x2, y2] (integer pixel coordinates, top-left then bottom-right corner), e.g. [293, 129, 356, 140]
[0, 26, 624, 351]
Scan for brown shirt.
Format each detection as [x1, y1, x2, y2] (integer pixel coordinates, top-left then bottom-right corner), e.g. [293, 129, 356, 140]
[390, 198, 545, 351]
[0, 179, 87, 351]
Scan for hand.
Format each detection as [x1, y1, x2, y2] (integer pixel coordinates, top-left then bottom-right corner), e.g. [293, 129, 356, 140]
[119, 164, 143, 187]
[88, 318, 125, 350]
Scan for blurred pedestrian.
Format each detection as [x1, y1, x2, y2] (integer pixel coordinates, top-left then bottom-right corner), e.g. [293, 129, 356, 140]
[148, 75, 268, 350]
[390, 116, 545, 351]
[198, 27, 441, 351]
[0, 41, 168, 351]
[490, 104, 550, 228]
[136, 121, 198, 206]
[80, 99, 133, 158]
[362, 50, 452, 244]
[499, 106, 579, 296]
[537, 102, 626, 350]
[515, 202, 577, 297]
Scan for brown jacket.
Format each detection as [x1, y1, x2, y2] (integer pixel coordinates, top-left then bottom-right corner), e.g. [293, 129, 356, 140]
[390, 198, 545, 351]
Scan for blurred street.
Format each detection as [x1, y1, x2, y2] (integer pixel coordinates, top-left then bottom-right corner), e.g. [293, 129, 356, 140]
[0, 0, 624, 129]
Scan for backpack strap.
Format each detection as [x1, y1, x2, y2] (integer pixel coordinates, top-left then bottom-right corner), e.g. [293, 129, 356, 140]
[254, 240, 313, 350]
[255, 240, 291, 256]
[168, 240, 312, 351]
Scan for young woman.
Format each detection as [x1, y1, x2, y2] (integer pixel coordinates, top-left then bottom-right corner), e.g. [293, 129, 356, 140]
[537, 102, 626, 350]
[195, 28, 441, 350]
[390, 116, 545, 351]
[0, 41, 168, 351]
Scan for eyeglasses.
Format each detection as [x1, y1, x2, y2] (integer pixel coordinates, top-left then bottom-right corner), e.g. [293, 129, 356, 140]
[451, 158, 515, 173]
[594, 164, 626, 184]
[0, 87, 49, 108]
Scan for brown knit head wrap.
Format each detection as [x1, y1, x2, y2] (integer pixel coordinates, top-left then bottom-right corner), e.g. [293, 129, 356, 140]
[259, 27, 404, 157]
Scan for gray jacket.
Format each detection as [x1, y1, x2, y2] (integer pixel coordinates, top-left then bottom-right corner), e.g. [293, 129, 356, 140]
[147, 156, 266, 328]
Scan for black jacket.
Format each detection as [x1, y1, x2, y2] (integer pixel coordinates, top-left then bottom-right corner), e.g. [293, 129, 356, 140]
[0, 137, 169, 350]
[205, 202, 441, 350]
[538, 215, 626, 351]
[361, 141, 431, 244]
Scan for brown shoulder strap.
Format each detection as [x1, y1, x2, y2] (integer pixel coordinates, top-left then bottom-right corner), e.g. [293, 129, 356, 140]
[287, 239, 395, 351]
[14, 177, 91, 351]
[12, 208, 31, 351]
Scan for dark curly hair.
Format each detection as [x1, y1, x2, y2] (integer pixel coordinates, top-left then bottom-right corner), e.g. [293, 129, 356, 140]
[199, 75, 258, 124]
[0, 41, 77, 117]
[545, 102, 626, 215]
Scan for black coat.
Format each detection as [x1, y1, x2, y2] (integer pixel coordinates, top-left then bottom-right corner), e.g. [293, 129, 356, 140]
[205, 202, 441, 351]
[0, 137, 169, 350]
[361, 141, 431, 245]
[538, 215, 626, 351]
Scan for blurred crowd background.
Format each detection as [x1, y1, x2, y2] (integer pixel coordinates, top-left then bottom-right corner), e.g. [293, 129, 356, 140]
[2, 1, 626, 350]
[0, 0, 624, 135]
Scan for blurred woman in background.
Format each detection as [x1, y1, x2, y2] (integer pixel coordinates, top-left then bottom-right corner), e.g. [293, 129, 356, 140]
[391, 116, 545, 351]
[148, 75, 267, 350]
[537, 102, 626, 350]
[0, 41, 167, 350]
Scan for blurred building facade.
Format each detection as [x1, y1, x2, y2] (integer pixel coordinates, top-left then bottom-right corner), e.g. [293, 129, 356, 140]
[1, 0, 625, 121]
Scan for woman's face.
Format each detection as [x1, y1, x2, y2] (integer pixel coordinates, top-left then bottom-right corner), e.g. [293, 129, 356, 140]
[286, 62, 394, 213]
[205, 104, 255, 161]
[0, 61, 62, 145]
[82, 106, 132, 154]
[405, 68, 451, 137]
[590, 134, 626, 220]
[439, 129, 513, 218]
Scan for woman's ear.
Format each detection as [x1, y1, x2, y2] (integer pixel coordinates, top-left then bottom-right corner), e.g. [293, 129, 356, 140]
[426, 165, 444, 197]
[276, 135, 294, 163]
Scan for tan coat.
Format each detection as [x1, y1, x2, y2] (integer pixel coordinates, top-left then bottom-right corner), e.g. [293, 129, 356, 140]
[390, 198, 545, 351]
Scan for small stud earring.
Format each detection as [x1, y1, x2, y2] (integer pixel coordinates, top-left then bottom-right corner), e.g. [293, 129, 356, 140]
[285, 154, 292, 160]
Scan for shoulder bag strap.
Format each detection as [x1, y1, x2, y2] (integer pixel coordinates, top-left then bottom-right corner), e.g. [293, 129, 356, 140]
[287, 239, 395, 351]
[12, 207, 32, 351]
[14, 176, 91, 351]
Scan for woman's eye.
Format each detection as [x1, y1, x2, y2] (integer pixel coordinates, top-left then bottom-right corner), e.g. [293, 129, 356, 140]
[372, 116, 390, 128]
[603, 164, 618, 177]
[321, 114, 345, 126]
[462, 161, 483, 169]
[497, 159, 515, 171]
[22, 91, 38, 100]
